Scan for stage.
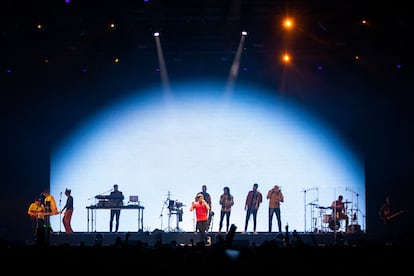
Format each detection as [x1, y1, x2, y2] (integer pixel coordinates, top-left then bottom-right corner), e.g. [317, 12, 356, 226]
[43, 229, 370, 248]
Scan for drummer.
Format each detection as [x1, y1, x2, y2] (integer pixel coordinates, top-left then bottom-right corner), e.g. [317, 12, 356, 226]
[331, 195, 349, 231]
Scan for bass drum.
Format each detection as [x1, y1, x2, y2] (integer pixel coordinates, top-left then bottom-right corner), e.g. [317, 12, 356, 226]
[329, 219, 340, 231]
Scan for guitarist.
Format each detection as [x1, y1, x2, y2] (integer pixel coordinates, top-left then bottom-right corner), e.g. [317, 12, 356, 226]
[379, 195, 404, 224]
[379, 195, 400, 224]
[379, 195, 391, 224]
[378, 195, 405, 245]
[27, 197, 45, 240]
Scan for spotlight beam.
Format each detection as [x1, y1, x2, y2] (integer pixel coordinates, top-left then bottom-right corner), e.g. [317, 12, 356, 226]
[225, 33, 247, 96]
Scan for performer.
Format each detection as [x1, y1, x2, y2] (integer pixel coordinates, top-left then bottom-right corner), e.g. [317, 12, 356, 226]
[41, 188, 59, 215]
[379, 195, 392, 224]
[267, 185, 284, 233]
[379, 195, 404, 224]
[27, 197, 45, 240]
[218, 186, 234, 233]
[195, 185, 213, 231]
[190, 193, 210, 245]
[109, 184, 124, 232]
[330, 195, 349, 231]
[243, 183, 263, 234]
[378, 195, 404, 245]
[39, 188, 59, 244]
[60, 188, 74, 234]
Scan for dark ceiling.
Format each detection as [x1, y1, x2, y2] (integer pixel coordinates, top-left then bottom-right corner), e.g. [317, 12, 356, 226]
[1, 0, 410, 76]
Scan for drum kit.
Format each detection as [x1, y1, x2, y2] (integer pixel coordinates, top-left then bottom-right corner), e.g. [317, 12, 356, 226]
[168, 199, 185, 222]
[162, 193, 186, 232]
[309, 201, 353, 232]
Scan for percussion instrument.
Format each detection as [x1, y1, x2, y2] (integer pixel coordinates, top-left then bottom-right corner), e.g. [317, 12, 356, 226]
[323, 214, 332, 223]
[329, 219, 340, 231]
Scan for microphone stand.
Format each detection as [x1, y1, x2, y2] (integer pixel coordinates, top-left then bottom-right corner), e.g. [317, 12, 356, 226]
[302, 187, 318, 233]
[59, 192, 62, 234]
[346, 187, 360, 226]
[159, 199, 167, 230]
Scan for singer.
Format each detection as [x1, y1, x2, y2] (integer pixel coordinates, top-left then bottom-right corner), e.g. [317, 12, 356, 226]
[218, 186, 234, 233]
[190, 193, 210, 245]
[60, 188, 74, 234]
[267, 185, 284, 233]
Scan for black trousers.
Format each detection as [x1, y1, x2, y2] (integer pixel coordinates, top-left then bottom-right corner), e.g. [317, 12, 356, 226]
[110, 209, 121, 232]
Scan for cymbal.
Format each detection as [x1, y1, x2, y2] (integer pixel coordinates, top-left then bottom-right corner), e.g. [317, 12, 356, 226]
[308, 203, 318, 206]
[317, 206, 329, 209]
[343, 201, 352, 204]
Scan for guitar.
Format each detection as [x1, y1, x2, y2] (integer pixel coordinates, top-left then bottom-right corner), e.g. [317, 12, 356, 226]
[29, 211, 59, 220]
[382, 210, 404, 224]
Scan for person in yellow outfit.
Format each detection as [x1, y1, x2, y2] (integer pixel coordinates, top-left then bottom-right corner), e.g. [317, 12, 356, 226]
[266, 185, 284, 233]
[27, 197, 45, 240]
[40, 188, 59, 236]
[42, 188, 59, 214]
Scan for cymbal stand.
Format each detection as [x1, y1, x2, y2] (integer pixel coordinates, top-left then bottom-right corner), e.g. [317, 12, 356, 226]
[302, 186, 319, 233]
[159, 199, 167, 230]
[355, 192, 360, 225]
[319, 208, 325, 233]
